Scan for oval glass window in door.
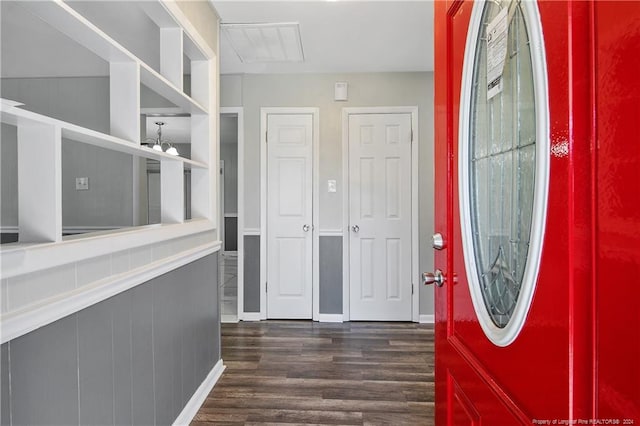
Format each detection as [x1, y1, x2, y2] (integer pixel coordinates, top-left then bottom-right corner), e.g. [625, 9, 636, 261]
[459, 0, 550, 346]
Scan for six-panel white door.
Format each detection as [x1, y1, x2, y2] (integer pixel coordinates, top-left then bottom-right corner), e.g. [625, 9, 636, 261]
[349, 113, 412, 320]
[267, 114, 313, 318]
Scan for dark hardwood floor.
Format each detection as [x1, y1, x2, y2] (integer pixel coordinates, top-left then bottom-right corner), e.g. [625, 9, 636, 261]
[193, 321, 435, 425]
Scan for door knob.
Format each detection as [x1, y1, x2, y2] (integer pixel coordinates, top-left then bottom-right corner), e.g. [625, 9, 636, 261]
[351, 225, 359, 233]
[303, 224, 310, 232]
[422, 269, 445, 287]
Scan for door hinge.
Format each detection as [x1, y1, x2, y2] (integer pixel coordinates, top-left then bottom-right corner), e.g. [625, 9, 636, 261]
[411, 283, 414, 295]
[265, 131, 268, 144]
[265, 282, 268, 292]
[410, 129, 414, 143]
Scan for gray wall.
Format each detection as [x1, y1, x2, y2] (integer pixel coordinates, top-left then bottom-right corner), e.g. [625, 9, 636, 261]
[0, 253, 220, 426]
[1, 124, 17, 227]
[1, 77, 137, 229]
[243, 235, 260, 313]
[220, 115, 238, 214]
[62, 140, 135, 227]
[0, 77, 186, 230]
[221, 72, 435, 316]
[319, 236, 343, 315]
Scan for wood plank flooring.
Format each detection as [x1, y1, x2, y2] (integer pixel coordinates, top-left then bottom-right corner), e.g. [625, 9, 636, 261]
[192, 321, 435, 426]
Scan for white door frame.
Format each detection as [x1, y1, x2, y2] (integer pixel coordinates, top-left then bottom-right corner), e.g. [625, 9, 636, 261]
[260, 107, 320, 320]
[219, 159, 225, 252]
[342, 106, 420, 322]
[220, 107, 244, 321]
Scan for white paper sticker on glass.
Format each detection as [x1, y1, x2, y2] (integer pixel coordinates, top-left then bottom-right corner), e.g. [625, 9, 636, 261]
[486, 6, 508, 100]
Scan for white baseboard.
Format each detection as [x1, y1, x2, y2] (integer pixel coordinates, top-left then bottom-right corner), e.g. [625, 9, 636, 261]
[241, 312, 262, 321]
[317, 229, 344, 237]
[419, 314, 435, 324]
[318, 314, 344, 323]
[221, 314, 238, 323]
[173, 359, 225, 425]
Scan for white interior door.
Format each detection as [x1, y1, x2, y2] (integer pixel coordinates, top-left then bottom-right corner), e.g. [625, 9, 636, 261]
[349, 113, 412, 320]
[267, 114, 313, 318]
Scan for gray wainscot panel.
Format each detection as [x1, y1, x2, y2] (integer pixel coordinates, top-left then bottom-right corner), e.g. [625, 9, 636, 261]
[1, 344, 11, 426]
[319, 236, 343, 315]
[1, 252, 220, 426]
[78, 301, 115, 425]
[9, 315, 80, 426]
[243, 235, 261, 313]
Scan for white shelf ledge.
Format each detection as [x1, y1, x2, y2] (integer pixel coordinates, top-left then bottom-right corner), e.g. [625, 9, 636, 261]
[1, 103, 208, 169]
[18, 0, 207, 115]
[140, 63, 207, 114]
[1, 219, 216, 279]
[19, 0, 136, 63]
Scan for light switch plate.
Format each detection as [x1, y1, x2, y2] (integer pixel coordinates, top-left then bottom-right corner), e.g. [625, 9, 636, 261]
[75, 177, 89, 190]
[328, 179, 337, 193]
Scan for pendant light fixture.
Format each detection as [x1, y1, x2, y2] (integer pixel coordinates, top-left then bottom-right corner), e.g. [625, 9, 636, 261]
[144, 121, 179, 156]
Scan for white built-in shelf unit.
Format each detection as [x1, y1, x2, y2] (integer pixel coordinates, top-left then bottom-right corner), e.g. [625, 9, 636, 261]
[1, 0, 218, 275]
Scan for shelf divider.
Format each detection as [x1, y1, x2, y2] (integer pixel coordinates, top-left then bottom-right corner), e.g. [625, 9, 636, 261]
[160, 27, 184, 90]
[110, 62, 140, 142]
[18, 122, 62, 243]
[161, 159, 185, 224]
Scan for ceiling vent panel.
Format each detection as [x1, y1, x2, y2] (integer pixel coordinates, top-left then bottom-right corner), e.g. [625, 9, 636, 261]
[221, 22, 304, 63]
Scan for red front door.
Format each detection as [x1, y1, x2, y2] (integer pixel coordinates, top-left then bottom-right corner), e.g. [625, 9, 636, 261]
[433, 1, 640, 424]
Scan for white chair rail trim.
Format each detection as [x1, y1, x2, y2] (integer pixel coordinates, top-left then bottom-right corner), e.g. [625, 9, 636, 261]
[1, 240, 221, 344]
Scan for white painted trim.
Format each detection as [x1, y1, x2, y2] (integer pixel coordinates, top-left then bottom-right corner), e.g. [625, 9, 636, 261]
[1, 219, 215, 279]
[241, 312, 262, 322]
[260, 107, 320, 321]
[160, 1, 216, 60]
[63, 226, 128, 234]
[341, 109, 351, 321]
[219, 159, 225, 251]
[419, 314, 435, 324]
[173, 359, 225, 426]
[458, 0, 549, 347]
[0, 226, 18, 233]
[410, 108, 420, 323]
[341, 107, 420, 322]
[223, 213, 238, 218]
[221, 314, 239, 323]
[318, 314, 344, 323]
[1, 241, 220, 344]
[260, 110, 268, 320]
[318, 229, 344, 237]
[243, 228, 260, 236]
[312, 110, 320, 322]
[221, 106, 244, 322]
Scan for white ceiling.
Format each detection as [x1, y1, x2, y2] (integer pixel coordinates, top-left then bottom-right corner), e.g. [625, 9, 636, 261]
[0, 1, 433, 79]
[212, 1, 434, 74]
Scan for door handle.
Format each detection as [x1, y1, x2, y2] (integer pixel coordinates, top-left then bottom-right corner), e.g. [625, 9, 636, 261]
[303, 224, 310, 232]
[422, 269, 445, 287]
[351, 225, 359, 233]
